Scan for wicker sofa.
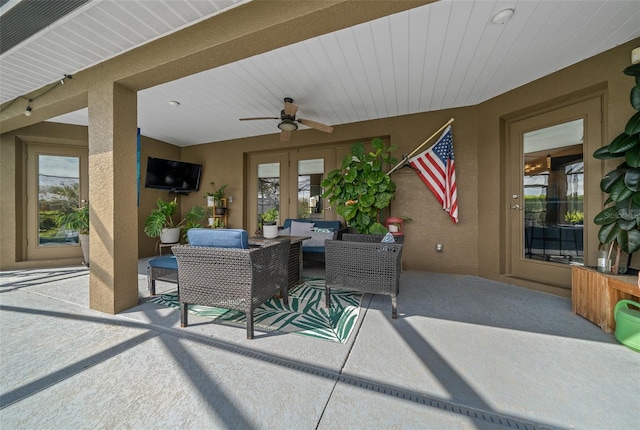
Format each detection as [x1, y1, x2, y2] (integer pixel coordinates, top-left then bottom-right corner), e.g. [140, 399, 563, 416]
[325, 233, 403, 318]
[171, 228, 290, 339]
[281, 218, 346, 261]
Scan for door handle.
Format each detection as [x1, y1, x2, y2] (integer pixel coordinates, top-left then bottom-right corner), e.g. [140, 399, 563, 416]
[511, 204, 522, 210]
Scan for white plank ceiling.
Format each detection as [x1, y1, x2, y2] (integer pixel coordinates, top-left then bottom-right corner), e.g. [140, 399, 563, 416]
[2, 0, 640, 147]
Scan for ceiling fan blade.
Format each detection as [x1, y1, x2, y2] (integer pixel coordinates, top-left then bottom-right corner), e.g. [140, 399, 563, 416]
[298, 118, 334, 133]
[283, 101, 298, 117]
[239, 117, 279, 121]
[280, 130, 292, 142]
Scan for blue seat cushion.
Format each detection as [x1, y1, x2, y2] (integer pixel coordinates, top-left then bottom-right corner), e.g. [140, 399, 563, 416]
[148, 255, 178, 270]
[303, 246, 325, 254]
[187, 228, 249, 249]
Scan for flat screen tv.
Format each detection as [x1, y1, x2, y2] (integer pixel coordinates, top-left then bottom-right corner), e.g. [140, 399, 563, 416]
[144, 157, 202, 193]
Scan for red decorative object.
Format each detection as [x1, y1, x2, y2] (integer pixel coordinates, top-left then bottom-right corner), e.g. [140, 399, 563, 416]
[385, 217, 405, 236]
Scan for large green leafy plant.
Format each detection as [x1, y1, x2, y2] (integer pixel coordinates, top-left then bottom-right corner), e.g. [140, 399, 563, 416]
[144, 197, 205, 239]
[321, 138, 397, 234]
[593, 62, 640, 272]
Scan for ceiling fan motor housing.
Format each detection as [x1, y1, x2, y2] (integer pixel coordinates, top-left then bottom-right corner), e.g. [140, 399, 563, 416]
[280, 110, 296, 121]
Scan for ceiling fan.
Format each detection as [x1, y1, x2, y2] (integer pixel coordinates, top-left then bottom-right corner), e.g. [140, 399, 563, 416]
[239, 97, 334, 142]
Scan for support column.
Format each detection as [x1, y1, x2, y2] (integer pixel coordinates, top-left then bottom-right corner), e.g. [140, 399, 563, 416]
[88, 82, 139, 313]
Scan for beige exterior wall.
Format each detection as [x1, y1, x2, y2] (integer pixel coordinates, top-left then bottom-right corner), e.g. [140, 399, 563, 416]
[0, 0, 637, 302]
[138, 136, 181, 257]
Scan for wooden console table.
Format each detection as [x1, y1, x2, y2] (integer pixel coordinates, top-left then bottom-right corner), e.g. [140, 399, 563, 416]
[571, 266, 640, 333]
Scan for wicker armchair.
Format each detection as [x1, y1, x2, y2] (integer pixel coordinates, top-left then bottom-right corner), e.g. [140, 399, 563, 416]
[325, 236, 403, 318]
[341, 233, 404, 244]
[171, 239, 290, 339]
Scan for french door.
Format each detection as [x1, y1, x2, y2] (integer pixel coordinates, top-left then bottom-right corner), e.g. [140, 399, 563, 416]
[26, 144, 88, 260]
[289, 147, 334, 222]
[247, 147, 336, 231]
[508, 97, 602, 286]
[248, 152, 289, 233]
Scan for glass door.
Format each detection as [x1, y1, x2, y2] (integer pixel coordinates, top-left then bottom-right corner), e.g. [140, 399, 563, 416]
[522, 119, 584, 264]
[508, 97, 601, 286]
[26, 144, 88, 260]
[247, 153, 289, 233]
[290, 148, 335, 222]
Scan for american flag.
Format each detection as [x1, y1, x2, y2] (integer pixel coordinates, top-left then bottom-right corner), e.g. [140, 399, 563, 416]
[408, 125, 458, 224]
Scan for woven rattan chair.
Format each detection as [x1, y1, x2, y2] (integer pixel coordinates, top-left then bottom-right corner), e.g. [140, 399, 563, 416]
[325, 236, 403, 318]
[341, 233, 404, 244]
[171, 238, 290, 339]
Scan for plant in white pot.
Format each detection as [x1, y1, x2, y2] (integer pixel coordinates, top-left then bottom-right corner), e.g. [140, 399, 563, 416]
[261, 207, 279, 239]
[56, 205, 90, 266]
[144, 198, 205, 243]
[204, 182, 228, 214]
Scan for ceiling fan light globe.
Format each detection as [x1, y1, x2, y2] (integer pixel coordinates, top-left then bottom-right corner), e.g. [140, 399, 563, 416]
[278, 119, 298, 131]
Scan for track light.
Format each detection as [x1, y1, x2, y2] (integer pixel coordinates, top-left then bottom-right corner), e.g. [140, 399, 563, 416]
[24, 99, 32, 116]
[60, 74, 72, 85]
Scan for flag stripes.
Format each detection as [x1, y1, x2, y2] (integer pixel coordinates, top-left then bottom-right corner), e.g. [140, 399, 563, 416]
[409, 125, 458, 223]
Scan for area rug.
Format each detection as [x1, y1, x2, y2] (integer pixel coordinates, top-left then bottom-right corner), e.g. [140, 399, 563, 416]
[149, 278, 362, 343]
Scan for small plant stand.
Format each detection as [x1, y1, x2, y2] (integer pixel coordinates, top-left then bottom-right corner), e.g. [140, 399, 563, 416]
[208, 198, 228, 228]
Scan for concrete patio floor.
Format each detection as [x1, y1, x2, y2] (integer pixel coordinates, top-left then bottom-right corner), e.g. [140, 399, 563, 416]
[1, 259, 638, 429]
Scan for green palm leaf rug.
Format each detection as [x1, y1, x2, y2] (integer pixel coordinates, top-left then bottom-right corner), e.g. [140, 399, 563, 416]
[149, 278, 362, 343]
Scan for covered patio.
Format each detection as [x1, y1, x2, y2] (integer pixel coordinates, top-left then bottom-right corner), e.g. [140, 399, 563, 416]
[1, 263, 637, 429]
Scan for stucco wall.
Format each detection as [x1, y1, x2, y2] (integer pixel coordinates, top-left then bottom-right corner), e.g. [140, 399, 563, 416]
[138, 136, 181, 257]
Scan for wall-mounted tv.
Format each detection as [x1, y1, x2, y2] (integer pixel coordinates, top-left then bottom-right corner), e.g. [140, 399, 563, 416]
[144, 157, 202, 193]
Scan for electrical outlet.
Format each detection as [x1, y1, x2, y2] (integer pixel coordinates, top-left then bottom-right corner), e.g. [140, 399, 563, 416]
[436, 243, 444, 253]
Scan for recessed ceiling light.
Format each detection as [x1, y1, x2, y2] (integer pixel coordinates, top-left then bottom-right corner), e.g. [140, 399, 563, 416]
[168, 100, 181, 107]
[492, 8, 514, 25]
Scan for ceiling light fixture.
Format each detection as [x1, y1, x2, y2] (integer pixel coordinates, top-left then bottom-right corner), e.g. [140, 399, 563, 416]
[168, 100, 181, 107]
[24, 99, 32, 116]
[491, 8, 514, 25]
[278, 118, 298, 132]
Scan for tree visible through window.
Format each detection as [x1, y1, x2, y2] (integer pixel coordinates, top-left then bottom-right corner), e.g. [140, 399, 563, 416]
[38, 154, 80, 246]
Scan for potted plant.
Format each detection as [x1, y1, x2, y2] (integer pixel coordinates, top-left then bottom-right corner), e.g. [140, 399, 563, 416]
[564, 209, 584, 225]
[261, 207, 279, 239]
[385, 215, 412, 235]
[322, 138, 398, 234]
[56, 205, 90, 266]
[144, 197, 205, 243]
[204, 182, 228, 214]
[593, 61, 640, 273]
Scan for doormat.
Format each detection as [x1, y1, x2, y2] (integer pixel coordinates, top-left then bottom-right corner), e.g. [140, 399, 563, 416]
[149, 278, 362, 343]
